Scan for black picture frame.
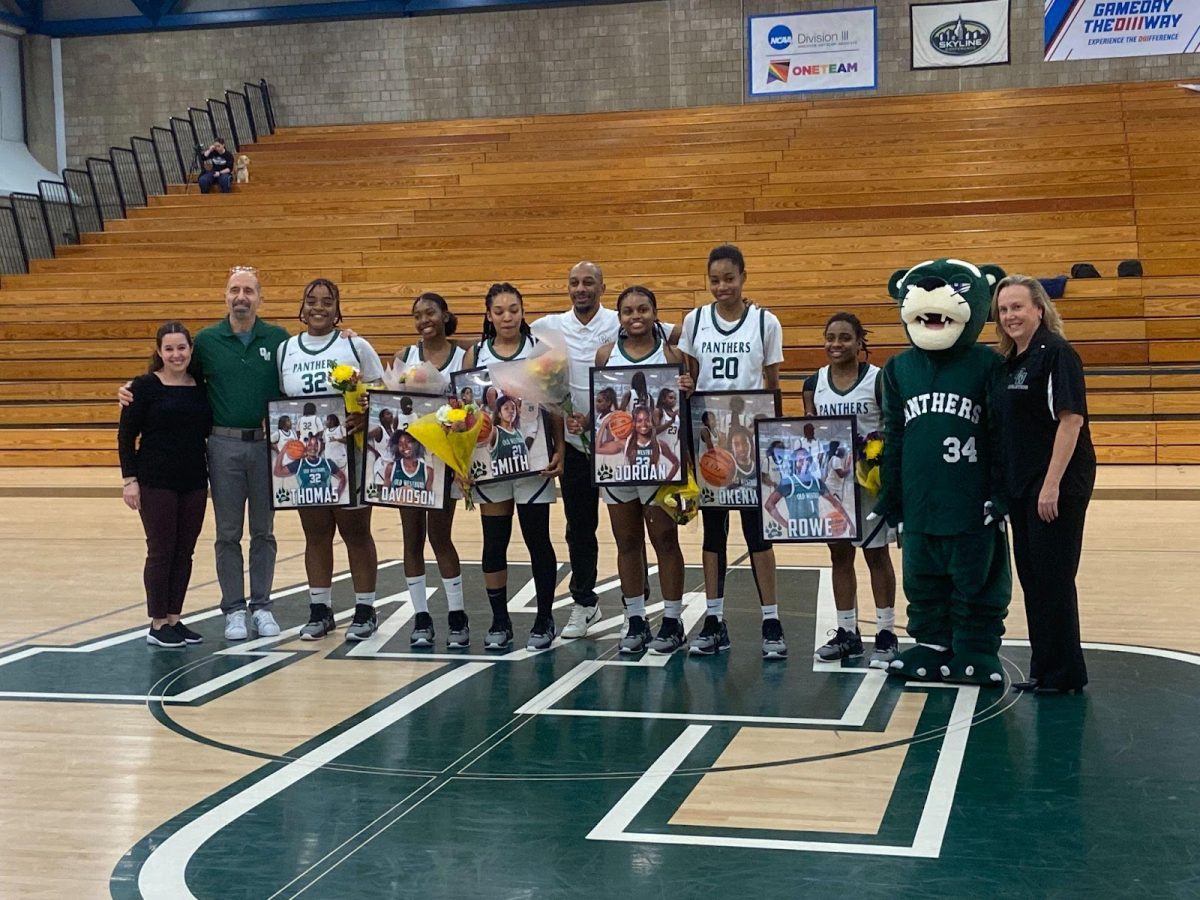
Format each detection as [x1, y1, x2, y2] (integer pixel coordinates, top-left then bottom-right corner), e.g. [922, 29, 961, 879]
[359, 390, 453, 511]
[589, 363, 688, 488]
[267, 394, 355, 510]
[755, 415, 862, 544]
[689, 389, 782, 508]
[450, 365, 553, 485]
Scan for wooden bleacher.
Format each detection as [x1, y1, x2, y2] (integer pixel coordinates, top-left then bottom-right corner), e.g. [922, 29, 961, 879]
[1, 79, 1198, 465]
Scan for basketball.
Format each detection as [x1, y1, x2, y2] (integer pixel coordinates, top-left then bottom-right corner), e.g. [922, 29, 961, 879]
[608, 409, 633, 440]
[476, 411, 493, 445]
[700, 447, 737, 488]
[284, 439, 305, 460]
[826, 507, 850, 537]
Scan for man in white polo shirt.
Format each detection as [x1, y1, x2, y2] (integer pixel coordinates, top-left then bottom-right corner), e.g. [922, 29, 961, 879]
[534, 261, 675, 639]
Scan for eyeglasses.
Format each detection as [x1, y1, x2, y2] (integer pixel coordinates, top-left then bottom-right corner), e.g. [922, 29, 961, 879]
[229, 265, 258, 276]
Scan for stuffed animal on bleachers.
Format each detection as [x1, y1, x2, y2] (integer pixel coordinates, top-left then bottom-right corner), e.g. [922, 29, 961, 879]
[874, 258, 1013, 686]
[235, 154, 250, 184]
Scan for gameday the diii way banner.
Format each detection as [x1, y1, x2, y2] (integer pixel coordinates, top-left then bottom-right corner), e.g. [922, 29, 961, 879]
[1045, 0, 1200, 60]
[911, 0, 1011, 69]
[748, 7, 877, 95]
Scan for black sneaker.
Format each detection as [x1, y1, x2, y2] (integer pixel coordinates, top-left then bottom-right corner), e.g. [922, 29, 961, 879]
[761, 617, 788, 659]
[816, 627, 865, 661]
[172, 621, 204, 644]
[146, 624, 185, 648]
[527, 615, 556, 651]
[619, 615, 651, 654]
[869, 628, 899, 669]
[485, 617, 514, 650]
[409, 610, 435, 647]
[688, 615, 731, 656]
[300, 603, 335, 641]
[648, 617, 686, 655]
[446, 610, 470, 649]
[346, 604, 378, 642]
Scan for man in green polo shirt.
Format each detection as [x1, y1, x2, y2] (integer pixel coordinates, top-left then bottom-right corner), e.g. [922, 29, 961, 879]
[198, 268, 289, 640]
[121, 268, 288, 641]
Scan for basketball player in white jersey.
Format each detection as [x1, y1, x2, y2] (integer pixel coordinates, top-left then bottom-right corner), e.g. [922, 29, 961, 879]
[803, 312, 898, 667]
[679, 244, 787, 659]
[469, 283, 565, 653]
[277, 278, 386, 644]
[324, 413, 348, 473]
[394, 291, 472, 650]
[589, 286, 693, 654]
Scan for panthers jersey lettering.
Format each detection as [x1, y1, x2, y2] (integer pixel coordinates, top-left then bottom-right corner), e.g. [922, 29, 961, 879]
[681, 303, 784, 392]
[278, 333, 385, 398]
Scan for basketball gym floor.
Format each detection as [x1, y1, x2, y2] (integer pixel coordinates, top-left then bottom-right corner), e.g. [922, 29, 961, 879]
[1, 466, 1197, 899]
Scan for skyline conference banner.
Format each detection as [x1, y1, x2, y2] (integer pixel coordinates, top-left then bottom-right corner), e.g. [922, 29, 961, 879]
[911, 0, 1011, 69]
[1045, 0, 1200, 60]
[747, 7, 877, 95]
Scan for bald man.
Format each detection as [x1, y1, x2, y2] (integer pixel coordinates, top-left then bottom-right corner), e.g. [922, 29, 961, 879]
[533, 262, 676, 638]
[120, 267, 290, 641]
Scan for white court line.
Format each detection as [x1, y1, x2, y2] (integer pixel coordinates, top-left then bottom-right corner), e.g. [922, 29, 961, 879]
[587, 682, 978, 858]
[508, 564, 564, 612]
[137, 662, 489, 900]
[514, 660, 605, 715]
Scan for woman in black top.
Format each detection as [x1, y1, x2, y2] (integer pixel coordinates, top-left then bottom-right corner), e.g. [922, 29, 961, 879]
[119, 321, 213, 648]
[993, 275, 1096, 694]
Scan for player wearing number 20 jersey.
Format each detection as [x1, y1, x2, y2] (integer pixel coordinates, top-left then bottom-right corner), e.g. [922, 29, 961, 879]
[680, 302, 784, 392]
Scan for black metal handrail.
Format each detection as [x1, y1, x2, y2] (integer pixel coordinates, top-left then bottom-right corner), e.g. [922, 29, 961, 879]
[0, 79, 275, 270]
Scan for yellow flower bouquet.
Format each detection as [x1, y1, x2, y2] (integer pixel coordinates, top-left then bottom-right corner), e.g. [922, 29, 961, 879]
[653, 469, 701, 525]
[406, 399, 485, 508]
[855, 431, 884, 496]
[328, 362, 369, 450]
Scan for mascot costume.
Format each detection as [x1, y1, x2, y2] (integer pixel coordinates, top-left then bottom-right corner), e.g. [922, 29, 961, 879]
[875, 259, 1012, 686]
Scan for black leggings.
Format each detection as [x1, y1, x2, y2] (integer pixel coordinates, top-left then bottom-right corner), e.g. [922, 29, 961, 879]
[139, 485, 208, 619]
[482, 504, 558, 618]
[701, 506, 770, 597]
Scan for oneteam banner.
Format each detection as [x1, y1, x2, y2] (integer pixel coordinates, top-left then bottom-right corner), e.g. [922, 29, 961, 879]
[1045, 0, 1200, 60]
[747, 7, 877, 96]
[911, 0, 1011, 69]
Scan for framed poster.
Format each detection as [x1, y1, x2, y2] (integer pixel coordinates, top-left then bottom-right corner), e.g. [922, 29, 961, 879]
[590, 364, 687, 488]
[268, 395, 354, 509]
[911, 0, 1010, 69]
[360, 391, 450, 510]
[747, 7, 877, 96]
[690, 390, 781, 508]
[755, 416, 861, 543]
[451, 366, 551, 484]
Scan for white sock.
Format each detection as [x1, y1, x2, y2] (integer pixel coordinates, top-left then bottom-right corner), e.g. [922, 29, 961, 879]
[442, 574, 465, 613]
[837, 609, 857, 633]
[309, 587, 332, 608]
[706, 596, 724, 620]
[406, 576, 428, 614]
[355, 592, 376, 608]
[761, 604, 779, 621]
[877, 607, 895, 634]
[664, 599, 683, 619]
[625, 594, 646, 618]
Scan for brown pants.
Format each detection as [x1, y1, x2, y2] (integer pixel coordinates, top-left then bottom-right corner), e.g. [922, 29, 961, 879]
[139, 486, 208, 618]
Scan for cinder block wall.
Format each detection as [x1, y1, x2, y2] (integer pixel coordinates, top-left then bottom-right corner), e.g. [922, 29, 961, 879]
[60, 0, 1200, 166]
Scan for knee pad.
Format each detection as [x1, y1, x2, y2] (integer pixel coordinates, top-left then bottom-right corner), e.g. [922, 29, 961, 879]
[481, 514, 513, 573]
[740, 508, 772, 554]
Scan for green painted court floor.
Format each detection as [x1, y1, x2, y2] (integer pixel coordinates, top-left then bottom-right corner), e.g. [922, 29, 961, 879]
[2, 563, 1196, 898]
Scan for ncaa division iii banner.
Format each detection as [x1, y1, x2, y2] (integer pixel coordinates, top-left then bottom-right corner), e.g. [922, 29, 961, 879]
[748, 8, 877, 95]
[1046, 1, 1200, 60]
[911, 0, 1011, 69]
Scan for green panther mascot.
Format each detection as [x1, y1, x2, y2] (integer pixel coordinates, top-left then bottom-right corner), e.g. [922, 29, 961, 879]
[875, 258, 1012, 686]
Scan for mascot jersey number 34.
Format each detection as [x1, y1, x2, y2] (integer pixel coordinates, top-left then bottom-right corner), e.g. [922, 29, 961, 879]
[875, 258, 1012, 686]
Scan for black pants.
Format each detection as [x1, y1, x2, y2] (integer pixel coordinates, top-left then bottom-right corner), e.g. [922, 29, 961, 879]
[139, 485, 208, 619]
[1009, 492, 1090, 690]
[560, 443, 599, 606]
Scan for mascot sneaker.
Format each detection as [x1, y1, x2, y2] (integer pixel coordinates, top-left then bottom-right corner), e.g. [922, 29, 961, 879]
[889, 644, 953, 681]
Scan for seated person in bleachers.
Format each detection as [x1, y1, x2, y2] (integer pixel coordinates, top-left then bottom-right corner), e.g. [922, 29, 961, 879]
[199, 138, 235, 194]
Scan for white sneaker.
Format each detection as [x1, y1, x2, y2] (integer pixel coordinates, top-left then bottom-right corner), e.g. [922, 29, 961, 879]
[561, 603, 602, 639]
[252, 610, 281, 637]
[224, 610, 248, 641]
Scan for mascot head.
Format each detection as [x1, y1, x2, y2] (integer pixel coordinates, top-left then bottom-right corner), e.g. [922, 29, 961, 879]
[888, 259, 1005, 352]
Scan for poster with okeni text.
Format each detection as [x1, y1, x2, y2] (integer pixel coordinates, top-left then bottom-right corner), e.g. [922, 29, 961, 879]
[748, 7, 877, 95]
[755, 416, 861, 544]
[590, 364, 687, 488]
[691, 390, 781, 508]
[1045, 1, 1199, 60]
